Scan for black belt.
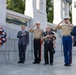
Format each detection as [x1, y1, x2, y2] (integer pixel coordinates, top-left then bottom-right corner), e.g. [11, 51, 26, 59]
[34, 38, 41, 40]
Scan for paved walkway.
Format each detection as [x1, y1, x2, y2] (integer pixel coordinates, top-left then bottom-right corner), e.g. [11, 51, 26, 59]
[0, 54, 76, 75]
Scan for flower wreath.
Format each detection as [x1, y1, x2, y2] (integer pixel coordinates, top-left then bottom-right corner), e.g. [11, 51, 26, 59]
[0, 27, 7, 45]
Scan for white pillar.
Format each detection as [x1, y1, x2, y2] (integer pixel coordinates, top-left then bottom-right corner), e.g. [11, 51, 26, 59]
[0, 0, 6, 26]
[24, 0, 36, 18]
[53, 0, 69, 24]
[63, 2, 69, 17]
[25, 0, 47, 30]
[53, 0, 63, 24]
[72, 0, 76, 25]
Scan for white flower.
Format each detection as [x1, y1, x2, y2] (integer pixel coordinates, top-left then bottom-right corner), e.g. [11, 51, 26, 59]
[0, 40, 2, 42]
[2, 32, 5, 35]
[2, 38, 5, 41]
[0, 29, 2, 31]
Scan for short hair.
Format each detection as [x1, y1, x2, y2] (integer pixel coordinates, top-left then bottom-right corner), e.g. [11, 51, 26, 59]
[36, 22, 40, 24]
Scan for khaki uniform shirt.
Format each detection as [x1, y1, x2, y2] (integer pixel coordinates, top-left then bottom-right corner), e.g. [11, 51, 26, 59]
[30, 29, 43, 39]
[57, 24, 73, 36]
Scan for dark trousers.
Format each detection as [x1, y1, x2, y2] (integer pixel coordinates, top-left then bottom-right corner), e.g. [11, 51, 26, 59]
[18, 44, 26, 62]
[62, 36, 72, 64]
[44, 42, 53, 64]
[34, 39, 41, 63]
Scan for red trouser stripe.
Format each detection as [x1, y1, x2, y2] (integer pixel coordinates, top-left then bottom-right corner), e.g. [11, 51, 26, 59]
[70, 49, 72, 64]
[40, 40, 42, 60]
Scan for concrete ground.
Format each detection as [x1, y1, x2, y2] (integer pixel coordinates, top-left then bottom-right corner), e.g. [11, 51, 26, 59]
[0, 53, 76, 75]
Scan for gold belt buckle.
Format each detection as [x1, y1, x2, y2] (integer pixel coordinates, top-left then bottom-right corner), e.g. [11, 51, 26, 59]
[35, 38, 40, 40]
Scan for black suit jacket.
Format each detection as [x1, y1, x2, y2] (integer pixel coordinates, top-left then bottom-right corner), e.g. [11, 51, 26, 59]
[17, 30, 29, 45]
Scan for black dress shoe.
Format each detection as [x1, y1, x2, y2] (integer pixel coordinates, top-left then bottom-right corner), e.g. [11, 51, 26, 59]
[21, 61, 24, 64]
[67, 64, 71, 67]
[33, 62, 37, 64]
[64, 64, 68, 66]
[50, 63, 53, 65]
[44, 62, 49, 65]
[18, 61, 22, 63]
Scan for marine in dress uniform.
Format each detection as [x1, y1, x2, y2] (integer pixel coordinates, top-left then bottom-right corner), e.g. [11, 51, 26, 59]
[42, 27, 56, 65]
[55, 16, 73, 66]
[29, 22, 43, 64]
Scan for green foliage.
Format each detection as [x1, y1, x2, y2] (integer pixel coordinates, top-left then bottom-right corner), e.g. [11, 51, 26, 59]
[6, 0, 72, 23]
[6, 0, 25, 14]
[69, 3, 72, 23]
[46, 0, 53, 23]
[6, 0, 53, 22]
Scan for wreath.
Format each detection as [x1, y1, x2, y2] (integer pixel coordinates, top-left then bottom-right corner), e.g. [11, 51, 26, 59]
[0, 27, 7, 45]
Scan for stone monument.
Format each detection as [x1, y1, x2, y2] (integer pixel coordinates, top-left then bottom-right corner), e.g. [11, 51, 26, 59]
[72, 0, 76, 25]
[25, 0, 47, 30]
[53, 0, 69, 24]
[0, 0, 6, 26]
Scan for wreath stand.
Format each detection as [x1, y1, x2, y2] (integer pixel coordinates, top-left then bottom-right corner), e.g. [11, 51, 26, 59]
[0, 44, 8, 64]
[0, 27, 7, 64]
